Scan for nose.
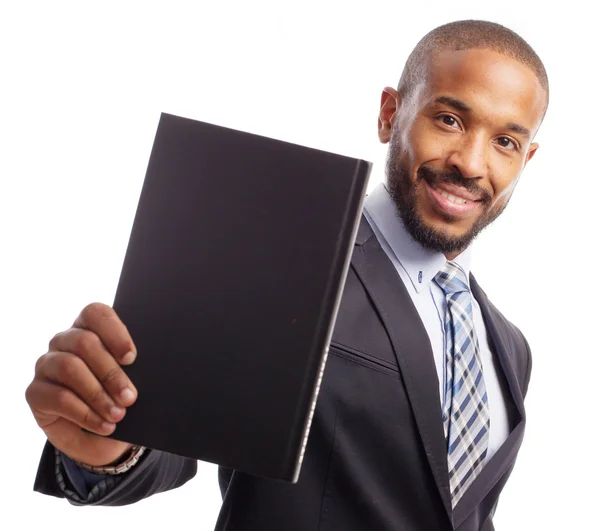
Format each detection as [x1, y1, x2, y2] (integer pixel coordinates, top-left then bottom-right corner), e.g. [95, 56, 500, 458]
[445, 133, 489, 180]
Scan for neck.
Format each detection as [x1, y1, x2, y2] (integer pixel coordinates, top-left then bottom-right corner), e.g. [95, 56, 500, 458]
[444, 251, 461, 261]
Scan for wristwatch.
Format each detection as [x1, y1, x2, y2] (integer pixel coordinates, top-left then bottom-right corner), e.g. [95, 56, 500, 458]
[75, 445, 147, 475]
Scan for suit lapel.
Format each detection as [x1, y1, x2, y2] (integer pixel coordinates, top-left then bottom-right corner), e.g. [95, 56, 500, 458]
[351, 217, 453, 519]
[471, 277, 526, 419]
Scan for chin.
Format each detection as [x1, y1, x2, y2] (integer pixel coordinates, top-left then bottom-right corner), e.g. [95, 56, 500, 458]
[426, 219, 474, 240]
[420, 208, 476, 234]
[426, 227, 471, 246]
[403, 211, 480, 255]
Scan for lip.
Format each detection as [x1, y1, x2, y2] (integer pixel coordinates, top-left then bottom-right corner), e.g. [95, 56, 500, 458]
[434, 182, 483, 202]
[425, 181, 481, 218]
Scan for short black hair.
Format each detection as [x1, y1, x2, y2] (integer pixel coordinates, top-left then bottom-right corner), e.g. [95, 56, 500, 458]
[398, 20, 549, 103]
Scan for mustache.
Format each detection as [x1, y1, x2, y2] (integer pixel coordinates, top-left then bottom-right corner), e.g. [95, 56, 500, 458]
[417, 166, 492, 204]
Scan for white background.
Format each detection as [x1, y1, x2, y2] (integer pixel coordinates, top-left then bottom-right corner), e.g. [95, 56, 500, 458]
[1, 1, 598, 529]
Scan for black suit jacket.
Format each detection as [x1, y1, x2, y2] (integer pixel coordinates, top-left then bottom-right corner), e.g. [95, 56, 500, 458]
[34, 217, 532, 530]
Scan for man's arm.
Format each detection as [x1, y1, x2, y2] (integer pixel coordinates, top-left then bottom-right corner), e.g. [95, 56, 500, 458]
[26, 303, 198, 506]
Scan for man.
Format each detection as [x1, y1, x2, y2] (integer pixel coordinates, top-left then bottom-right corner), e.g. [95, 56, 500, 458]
[27, 19, 548, 530]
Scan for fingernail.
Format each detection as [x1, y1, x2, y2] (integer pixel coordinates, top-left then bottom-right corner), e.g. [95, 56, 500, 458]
[120, 388, 136, 404]
[121, 351, 137, 365]
[110, 406, 124, 420]
[102, 421, 116, 432]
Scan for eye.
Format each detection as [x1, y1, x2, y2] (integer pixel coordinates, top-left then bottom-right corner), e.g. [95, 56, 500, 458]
[496, 136, 519, 151]
[436, 114, 461, 129]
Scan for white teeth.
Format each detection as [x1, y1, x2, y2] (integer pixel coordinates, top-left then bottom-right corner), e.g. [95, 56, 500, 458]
[438, 188, 468, 204]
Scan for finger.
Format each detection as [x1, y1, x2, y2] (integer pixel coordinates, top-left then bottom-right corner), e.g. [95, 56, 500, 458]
[75, 302, 137, 365]
[47, 329, 137, 408]
[40, 351, 127, 423]
[26, 380, 116, 436]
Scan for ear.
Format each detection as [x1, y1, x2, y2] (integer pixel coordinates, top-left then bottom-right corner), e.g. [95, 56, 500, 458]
[378, 87, 401, 144]
[524, 142, 539, 167]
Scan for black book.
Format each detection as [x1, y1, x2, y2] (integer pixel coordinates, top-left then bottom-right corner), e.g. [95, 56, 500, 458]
[110, 113, 371, 482]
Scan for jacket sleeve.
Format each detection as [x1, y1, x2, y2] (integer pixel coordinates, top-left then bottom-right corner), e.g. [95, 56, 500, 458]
[33, 440, 197, 506]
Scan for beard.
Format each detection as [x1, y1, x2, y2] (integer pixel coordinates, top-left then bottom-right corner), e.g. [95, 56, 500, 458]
[385, 132, 508, 255]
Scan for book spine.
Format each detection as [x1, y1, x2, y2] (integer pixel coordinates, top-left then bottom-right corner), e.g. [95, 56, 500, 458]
[290, 159, 372, 483]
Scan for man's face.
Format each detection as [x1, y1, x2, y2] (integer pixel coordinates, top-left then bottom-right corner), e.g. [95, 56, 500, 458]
[379, 48, 547, 256]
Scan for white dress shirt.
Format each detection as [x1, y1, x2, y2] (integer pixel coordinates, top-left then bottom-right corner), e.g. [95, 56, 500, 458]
[363, 183, 511, 463]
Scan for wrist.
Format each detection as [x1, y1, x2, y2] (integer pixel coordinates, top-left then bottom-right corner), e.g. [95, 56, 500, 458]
[74, 445, 147, 475]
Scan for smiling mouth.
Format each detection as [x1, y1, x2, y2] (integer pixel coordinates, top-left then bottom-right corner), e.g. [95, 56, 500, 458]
[425, 181, 483, 217]
[430, 181, 484, 203]
[435, 187, 473, 205]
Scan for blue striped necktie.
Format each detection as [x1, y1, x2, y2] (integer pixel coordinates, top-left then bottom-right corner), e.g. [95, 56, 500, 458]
[434, 261, 490, 508]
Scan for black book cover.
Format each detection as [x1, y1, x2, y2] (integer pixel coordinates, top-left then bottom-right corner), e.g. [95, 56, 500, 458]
[110, 113, 371, 482]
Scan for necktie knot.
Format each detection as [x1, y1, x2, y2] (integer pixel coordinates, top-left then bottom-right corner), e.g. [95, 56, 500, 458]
[434, 261, 469, 296]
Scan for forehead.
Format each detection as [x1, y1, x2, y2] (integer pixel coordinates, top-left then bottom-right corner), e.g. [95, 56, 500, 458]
[419, 48, 546, 130]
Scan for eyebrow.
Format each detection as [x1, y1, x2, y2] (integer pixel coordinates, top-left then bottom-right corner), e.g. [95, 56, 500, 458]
[434, 96, 532, 139]
[506, 122, 531, 140]
[435, 96, 471, 112]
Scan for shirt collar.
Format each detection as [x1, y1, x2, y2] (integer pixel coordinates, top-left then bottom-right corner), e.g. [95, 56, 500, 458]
[363, 182, 474, 293]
